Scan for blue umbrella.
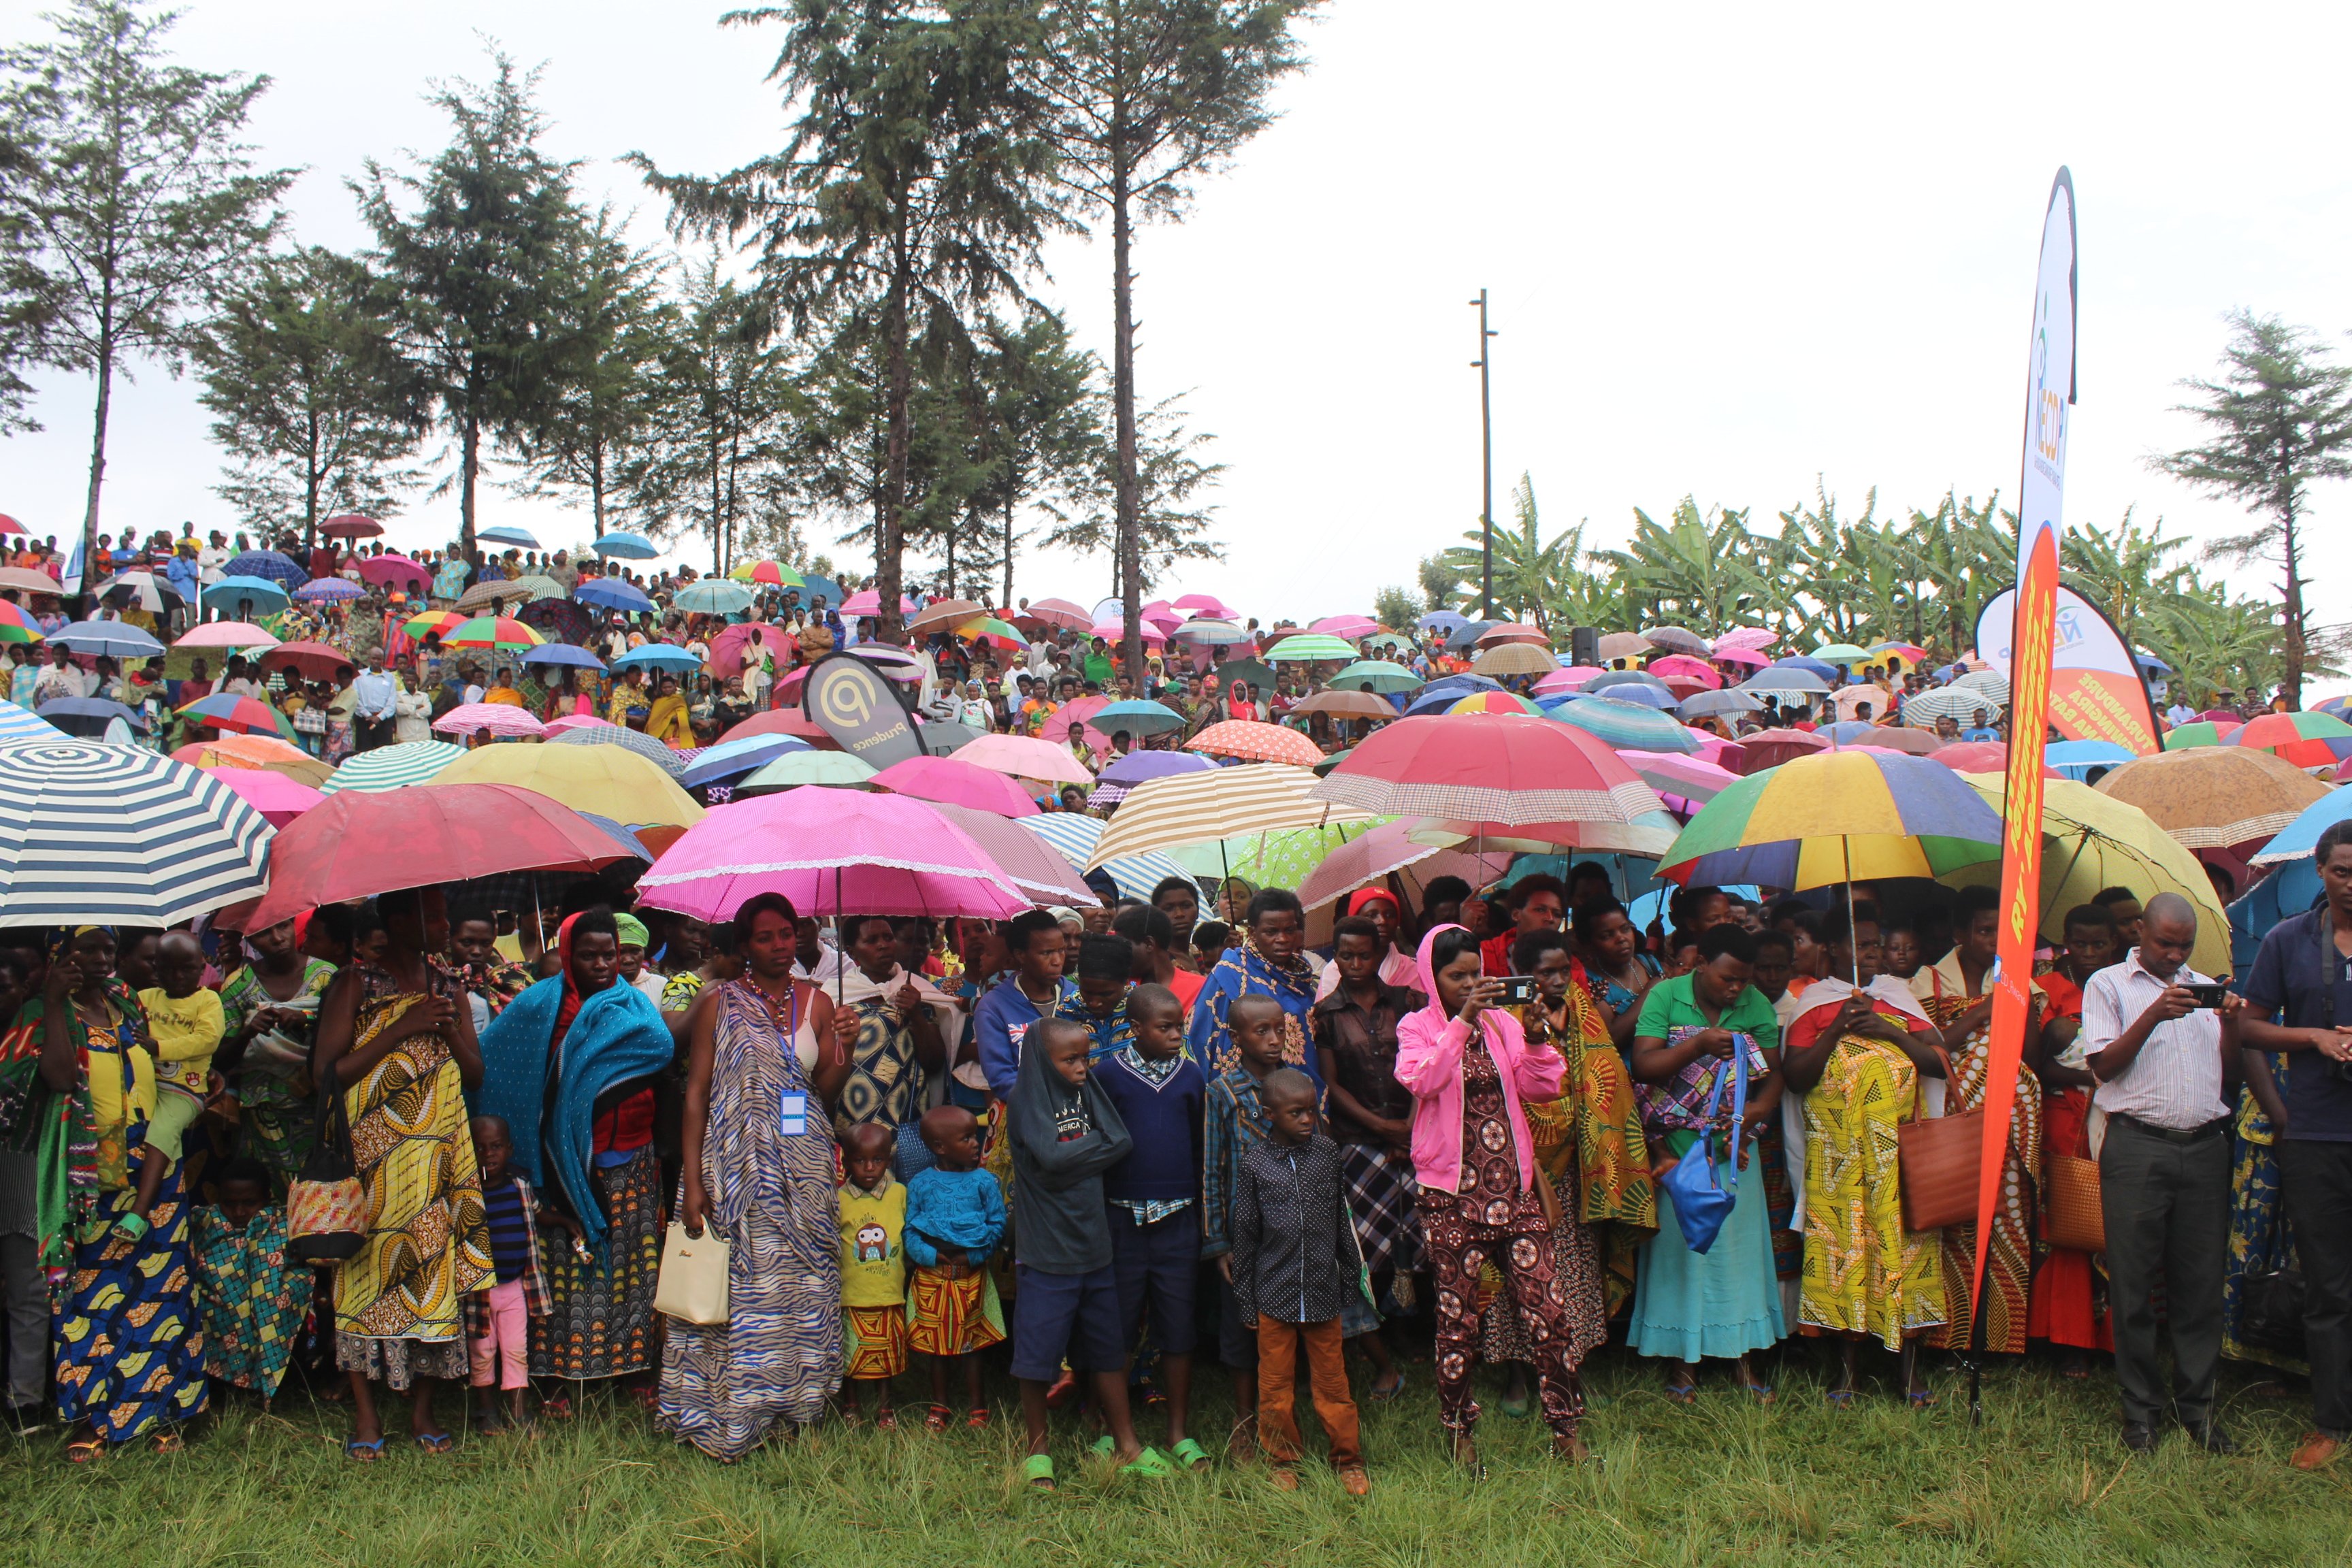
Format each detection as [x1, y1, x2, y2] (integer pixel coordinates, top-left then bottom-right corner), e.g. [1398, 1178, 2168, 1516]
[1091, 699, 1186, 737]
[294, 577, 364, 604]
[1679, 689, 1762, 719]
[612, 644, 700, 674]
[2046, 738, 2137, 782]
[222, 550, 308, 587]
[1420, 672, 1503, 698]
[35, 696, 146, 734]
[2317, 696, 2352, 722]
[576, 576, 655, 614]
[202, 575, 291, 615]
[2250, 789, 2352, 870]
[1544, 695, 1701, 755]
[2133, 651, 2174, 678]
[591, 532, 660, 560]
[800, 573, 846, 608]
[478, 526, 540, 549]
[679, 733, 811, 791]
[1418, 610, 1468, 634]
[1444, 620, 1499, 653]
[1405, 686, 1471, 717]
[674, 578, 755, 615]
[1586, 670, 1674, 696]
[1573, 683, 1677, 711]
[574, 812, 655, 863]
[48, 620, 165, 658]
[522, 643, 606, 671]
[1769, 655, 1837, 679]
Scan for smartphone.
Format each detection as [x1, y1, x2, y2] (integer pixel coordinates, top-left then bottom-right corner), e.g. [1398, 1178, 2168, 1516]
[2180, 982, 2230, 1009]
[1499, 975, 1539, 1007]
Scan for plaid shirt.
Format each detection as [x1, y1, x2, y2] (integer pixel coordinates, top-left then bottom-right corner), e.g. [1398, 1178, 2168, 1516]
[461, 1173, 552, 1336]
[1201, 1066, 1273, 1259]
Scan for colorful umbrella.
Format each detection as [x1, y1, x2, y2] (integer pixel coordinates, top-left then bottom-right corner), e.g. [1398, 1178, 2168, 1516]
[870, 754, 1039, 817]
[2092, 747, 2333, 849]
[455, 576, 564, 612]
[676, 734, 808, 790]
[1328, 659, 1422, 694]
[0, 740, 274, 927]
[178, 732, 333, 786]
[1546, 695, 1701, 755]
[0, 602, 42, 643]
[591, 532, 661, 560]
[675, 578, 756, 615]
[444, 615, 544, 651]
[728, 560, 805, 587]
[1660, 749, 2005, 890]
[1264, 633, 1359, 663]
[357, 554, 430, 592]
[956, 732, 1094, 786]
[177, 691, 296, 740]
[957, 616, 1030, 651]
[1446, 691, 1543, 717]
[2163, 719, 2240, 751]
[318, 740, 461, 794]
[402, 610, 467, 642]
[2233, 709, 2352, 767]
[432, 702, 547, 740]
[293, 577, 365, 604]
[1172, 820, 1383, 887]
[1313, 711, 1661, 827]
[1188, 719, 1324, 766]
[429, 741, 706, 828]
[1019, 810, 1190, 902]
[638, 789, 1028, 922]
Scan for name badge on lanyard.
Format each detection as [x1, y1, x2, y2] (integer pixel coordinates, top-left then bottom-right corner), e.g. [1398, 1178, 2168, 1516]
[779, 1093, 809, 1137]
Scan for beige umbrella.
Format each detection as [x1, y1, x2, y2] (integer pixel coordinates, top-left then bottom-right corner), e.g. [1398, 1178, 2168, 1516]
[455, 574, 564, 612]
[1596, 632, 1654, 662]
[1085, 763, 1375, 868]
[1473, 622, 1548, 647]
[1288, 689, 1394, 721]
[1472, 641, 1560, 677]
[0, 567, 66, 595]
[906, 597, 986, 634]
[2092, 746, 2332, 849]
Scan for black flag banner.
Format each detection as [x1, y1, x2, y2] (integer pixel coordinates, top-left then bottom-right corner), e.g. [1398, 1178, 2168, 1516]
[805, 653, 924, 771]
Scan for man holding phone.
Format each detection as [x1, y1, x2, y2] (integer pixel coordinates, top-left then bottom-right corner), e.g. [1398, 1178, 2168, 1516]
[2080, 892, 2242, 1456]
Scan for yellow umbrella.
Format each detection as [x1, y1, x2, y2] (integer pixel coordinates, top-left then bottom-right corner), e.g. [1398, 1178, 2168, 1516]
[427, 742, 705, 830]
[1948, 773, 2231, 974]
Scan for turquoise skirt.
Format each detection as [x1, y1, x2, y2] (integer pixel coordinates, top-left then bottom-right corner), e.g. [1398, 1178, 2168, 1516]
[1628, 1130, 1786, 1362]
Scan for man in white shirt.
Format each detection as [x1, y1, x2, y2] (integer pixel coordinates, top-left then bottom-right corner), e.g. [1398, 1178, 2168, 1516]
[2080, 892, 2243, 1456]
[2165, 700, 2198, 727]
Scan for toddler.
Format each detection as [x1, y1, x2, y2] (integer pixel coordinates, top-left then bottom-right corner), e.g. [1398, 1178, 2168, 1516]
[127, 932, 223, 1233]
[466, 1115, 550, 1431]
[903, 1105, 1007, 1430]
[192, 1158, 313, 1409]
[838, 1123, 909, 1426]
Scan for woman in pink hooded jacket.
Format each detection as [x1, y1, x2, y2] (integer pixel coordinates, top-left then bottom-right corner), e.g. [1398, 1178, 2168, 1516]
[1396, 924, 1593, 1467]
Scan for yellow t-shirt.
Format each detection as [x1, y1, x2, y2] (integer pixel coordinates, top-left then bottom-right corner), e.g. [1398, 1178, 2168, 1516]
[838, 1179, 907, 1308]
[137, 985, 225, 1096]
[82, 1005, 157, 1135]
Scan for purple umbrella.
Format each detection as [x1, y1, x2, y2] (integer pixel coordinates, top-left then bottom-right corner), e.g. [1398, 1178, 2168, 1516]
[1099, 750, 1218, 787]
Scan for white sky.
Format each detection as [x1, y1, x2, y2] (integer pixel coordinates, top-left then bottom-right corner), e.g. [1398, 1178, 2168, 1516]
[3, 0, 2349, 676]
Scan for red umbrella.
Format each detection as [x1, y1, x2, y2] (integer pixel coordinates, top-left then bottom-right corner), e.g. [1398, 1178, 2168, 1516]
[1727, 729, 1833, 775]
[243, 782, 634, 929]
[0, 514, 24, 536]
[259, 640, 357, 681]
[1929, 740, 2061, 779]
[319, 513, 383, 539]
[1311, 712, 1663, 826]
[358, 553, 431, 591]
[719, 707, 837, 748]
[871, 755, 1041, 817]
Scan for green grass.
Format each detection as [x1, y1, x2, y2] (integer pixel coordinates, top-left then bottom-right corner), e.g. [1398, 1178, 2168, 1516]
[6, 1351, 2350, 1567]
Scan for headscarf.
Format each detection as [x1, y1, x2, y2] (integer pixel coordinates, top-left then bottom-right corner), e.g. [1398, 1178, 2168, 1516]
[612, 913, 651, 949]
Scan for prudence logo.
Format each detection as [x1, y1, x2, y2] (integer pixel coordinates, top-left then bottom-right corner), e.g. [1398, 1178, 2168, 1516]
[806, 654, 923, 769]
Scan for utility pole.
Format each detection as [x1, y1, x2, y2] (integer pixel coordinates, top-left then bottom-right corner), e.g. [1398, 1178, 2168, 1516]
[1471, 290, 1496, 619]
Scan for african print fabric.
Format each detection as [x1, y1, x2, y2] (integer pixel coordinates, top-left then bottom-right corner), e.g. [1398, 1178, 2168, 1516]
[194, 1203, 313, 1397]
[1797, 1034, 1947, 1349]
[54, 1164, 208, 1442]
[1916, 962, 2039, 1356]
[529, 1144, 662, 1380]
[909, 1264, 1004, 1356]
[2221, 1073, 2304, 1374]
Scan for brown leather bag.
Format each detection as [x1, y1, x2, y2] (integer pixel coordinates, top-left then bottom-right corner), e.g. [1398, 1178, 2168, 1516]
[1897, 1045, 1985, 1233]
[2044, 1151, 2106, 1253]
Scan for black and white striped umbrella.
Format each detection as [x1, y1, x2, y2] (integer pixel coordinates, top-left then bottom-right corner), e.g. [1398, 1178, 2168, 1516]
[0, 741, 274, 927]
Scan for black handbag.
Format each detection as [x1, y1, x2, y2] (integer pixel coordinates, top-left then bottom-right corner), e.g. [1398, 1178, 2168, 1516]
[2236, 1263, 2308, 1358]
[287, 1082, 365, 1263]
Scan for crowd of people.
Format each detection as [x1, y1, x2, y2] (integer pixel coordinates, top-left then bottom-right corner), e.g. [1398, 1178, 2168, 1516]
[0, 523, 2348, 1494]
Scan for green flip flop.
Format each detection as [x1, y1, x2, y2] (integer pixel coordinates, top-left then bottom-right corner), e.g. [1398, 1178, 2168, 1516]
[1022, 1453, 1056, 1491]
[1120, 1446, 1177, 1479]
[1170, 1437, 1212, 1471]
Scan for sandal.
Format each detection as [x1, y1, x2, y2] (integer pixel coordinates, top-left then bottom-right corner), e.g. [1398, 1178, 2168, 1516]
[1171, 1436, 1211, 1471]
[65, 1436, 105, 1465]
[413, 1431, 455, 1454]
[1497, 1388, 1531, 1420]
[874, 1407, 897, 1431]
[924, 1403, 953, 1434]
[1120, 1446, 1176, 1479]
[1269, 1464, 1300, 1492]
[1908, 1388, 1938, 1409]
[1022, 1453, 1056, 1491]
[343, 1436, 385, 1463]
[1823, 1386, 1858, 1408]
[539, 1394, 574, 1421]
[1744, 1382, 1776, 1407]
[1369, 1370, 1407, 1403]
[964, 1407, 990, 1431]
[150, 1430, 184, 1454]
[1662, 1382, 1699, 1406]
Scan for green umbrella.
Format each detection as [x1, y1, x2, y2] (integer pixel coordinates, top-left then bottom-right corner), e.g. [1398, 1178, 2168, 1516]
[1168, 819, 1389, 886]
[734, 751, 879, 794]
[1329, 659, 1424, 694]
[1264, 634, 1360, 662]
[1813, 642, 1871, 663]
[1214, 658, 1276, 689]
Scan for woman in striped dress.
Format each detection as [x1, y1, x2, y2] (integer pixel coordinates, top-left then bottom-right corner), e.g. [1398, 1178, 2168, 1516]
[659, 893, 857, 1461]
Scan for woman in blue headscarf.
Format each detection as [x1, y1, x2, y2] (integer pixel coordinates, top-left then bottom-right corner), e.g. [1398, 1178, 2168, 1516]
[1187, 887, 1323, 1081]
[478, 906, 676, 1415]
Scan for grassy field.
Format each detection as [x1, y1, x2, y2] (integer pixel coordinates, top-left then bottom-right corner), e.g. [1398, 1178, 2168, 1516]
[6, 1347, 2349, 1568]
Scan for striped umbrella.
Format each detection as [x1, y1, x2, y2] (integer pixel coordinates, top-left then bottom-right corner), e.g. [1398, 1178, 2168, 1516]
[0, 704, 62, 742]
[1546, 695, 1702, 755]
[1328, 659, 1422, 694]
[1263, 634, 1359, 663]
[1902, 687, 2003, 727]
[1019, 811, 1194, 902]
[178, 691, 297, 740]
[1953, 669, 2011, 701]
[1086, 764, 1375, 868]
[320, 740, 463, 794]
[445, 615, 544, 651]
[1187, 719, 1323, 765]
[432, 702, 547, 740]
[678, 734, 808, 790]
[455, 576, 564, 612]
[957, 616, 1030, 651]
[2234, 709, 2352, 767]
[675, 578, 755, 615]
[0, 740, 273, 927]
[1446, 691, 1542, 717]
[1170, 819, 1385, 887]
[1661, 749, 2005, 890]
[1471, 641, 1558, 678]
[402, 610, 468, 642]
[551, 723, 690, 777]
[2163, 719, 2240, 751]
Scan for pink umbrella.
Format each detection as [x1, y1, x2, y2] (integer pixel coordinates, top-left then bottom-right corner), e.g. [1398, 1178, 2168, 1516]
[1021, 597, 1094, 632]
[1715, 627, 1776, 651]
[956, 732, 1094, 785]
[1648, 654, 1722, 689]
[1311, 615, 1382, 640]
[358, 554, 431, 592]
[433, 702, 546, 739]
[174, 621, 280, 651]
[1616, 749, 1742, 805]
[1052, 693, 1113, 753]
[1173, 593, 1237, 619]
[1296, 817, 1514, 913]
[924, 800, 1097, 904]
[1712, 645, 1771, 668]
[544, 713, 615, 736]
[635, 789, 1031, 922]
[210, 766, 325, 828]
[1091, 619, 1165, 646]
[708, 621, 783, 679]
[1688, 732, 1735, 766]
[870, 755, 1041, 817]
[840, 590, 915, 619]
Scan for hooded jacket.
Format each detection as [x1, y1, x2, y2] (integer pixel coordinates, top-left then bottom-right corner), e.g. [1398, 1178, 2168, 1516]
[1394, 924, 1566, 1197]
[1006, 1028, 1133, 1274]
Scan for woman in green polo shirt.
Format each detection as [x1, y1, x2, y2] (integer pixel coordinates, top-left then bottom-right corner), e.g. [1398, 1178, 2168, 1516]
[1627, 924, 1787, 1403]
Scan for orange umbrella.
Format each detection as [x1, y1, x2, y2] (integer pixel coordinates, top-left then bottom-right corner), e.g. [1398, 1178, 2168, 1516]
[1186, 719, 1324, 766]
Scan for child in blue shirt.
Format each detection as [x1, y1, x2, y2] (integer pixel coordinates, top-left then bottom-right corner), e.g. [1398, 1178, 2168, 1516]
[903, 1105, 1008, 1430]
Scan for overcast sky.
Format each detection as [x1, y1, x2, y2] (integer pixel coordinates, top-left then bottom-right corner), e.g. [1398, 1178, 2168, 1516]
[5, 0, 2349, 657]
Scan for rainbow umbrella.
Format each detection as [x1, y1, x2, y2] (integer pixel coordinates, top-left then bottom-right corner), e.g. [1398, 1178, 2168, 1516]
[403, 609, 467, 642]
[2163, 719, 2240, 751]
[2234, 709, 2352, 767]
[1445, 690, 1541, 717]
[444, 615, 544, 651]
[729, 560, 806, 587]
[957, 615, 1029, 651]
[0, 601, 42, 643]
[176, 691, 297, 740]
[1660, 749, 2004, 892]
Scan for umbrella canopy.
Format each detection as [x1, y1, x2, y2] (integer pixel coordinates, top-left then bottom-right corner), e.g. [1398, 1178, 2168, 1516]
[2046, 738, 2138, 782]
[1714, 627, 1776, 651]
[706, 621, 785, 679]
[1442, 621, 1498, 653]
[1170, 617, 1251, 645]
[178, 733, 333, 786]
[1214, 658, 1277, 691]
[1953, 669, 2012, 700]
[1018, 597, 1093, 632]
[1949, 774, 2232, 973]
[49, 621, 166, 662]
[357, 554, 430, 592]
[638, 789, 1029, 921]
[1902, 687, 2004, 727]
[1595, 632, 1652, 661]
[1447, 691, 1543, 717]
[1090, 619, 1165, 647]
[1090, 763, 1375, 868]
[1567, 682, 1677, 711]
[521, 642, 606, 672]
[223, 550, 307, 587]
[1547, 696, 1701, 755]
[0, 704, 62, 743]
[1405, 808, 1680, 858]
[2234, 709, 2352, 767]
[1294, 817, 1515, 913]
[93, 570, 180, 612]
[1813, 642, 1871, 663]
[201, 576, 291, 615]
[174, 620, 278, 651]
[0, 567, 63, 595]
[906, 597, 986, 634]
[591, 532, 661, 560]
[0, 602, 42, 643]
[956, 732, 1094, 786]
[403, 610, 467, 642]
[1171, 821, 1384, 887]
[210, 767, 325, 828]
[958, 616, 1030, 651]
[1287, 689, 1394, 722]
[2093, 747, 2333, 849]
[1927, 740, 2025, 776]
[319, 513, 382, 538]
[293, 577, 365, 604]
[1642, 627, 1712, 656]
[1471, 641, 1558, 677]
[871, 754, 1039, 817]
[1618, 749, 1744, 806]
[1311, 615, 1383, 641]
[840, 590, 917, 619]
[1098, 749, 1217, 787]
[1328, 659, 1422, 694]
[178, 691, 295, 740]
[259, 641, 356, 682]
[612, 644, 701, 674]
[576, 576, 656, 615]
[674, 578, 755, 615]
[548, 724, 691, 777]
[1712, 646, 1771, 669]
[2163, 719, 2242, 751]
[1725, 729, 1833, 775]
[245, 782, 631, 930]
[1090, 699, 1187, 738]
[1187, 719, 1324, 765]
[2252, 787, 2352, 867]
[1473, 622, 1548, 647]
[1647, 654, 1721, 689]
[728, 560, 804, 587]
[1018, 811, 1191, 902]
[318, 740, 461, 794]
[1660, 749, 2005, 889]
[1767, 655, 1838, 679]
[1678, 689, 1762, 720]
[922, 800, 1096, 906]
[1314, 711, 1661, 826]
[1263, 633, 1359, 663]
[1817, 721, 1942, 755]
[445, 615, 544, 651]
[1586, 670, 1673, 697]
[455, 576, 563, 612]
[0, 740, 274, 927]
[678, 733, 809, 790]
[1173, 592, 1237, 617]
[735, 750, 880, 793]
[1737, 668, 1832, 696]
[717, 708, 835, 748]
[36, 696, 144, 737]
[475, 525, 538, 548]
[430, 740, 706, 828]
[432, 702, 546, 740]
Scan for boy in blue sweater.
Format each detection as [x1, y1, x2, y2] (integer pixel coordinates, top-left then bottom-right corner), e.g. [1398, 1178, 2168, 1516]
[1092, 983, 1209, 1469]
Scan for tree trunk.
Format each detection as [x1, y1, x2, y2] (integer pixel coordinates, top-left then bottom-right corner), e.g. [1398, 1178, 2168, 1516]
[877, 227, 913, 644]
[1002, 459, 1020, 609]
[459, 408, 480, 564]
[2280, 497, 2307, 708]
[1111, 154, 1143, 687]
[708, 421, 723, 576]
[78, 326, 114, 607]
[304, 408, 323, 557]
[590, 441, 608, 538]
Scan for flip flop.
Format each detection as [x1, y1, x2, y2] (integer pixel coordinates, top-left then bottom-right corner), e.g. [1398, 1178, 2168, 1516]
[150, 1430, 184, 1454]
[1022, 1453, 1056, 1491]
[924, 1404, 953, 1434]
[964, 1407, 990, 1431]
[1369, 1371, 1407, 1403]
[1744, 1382, 1776, 1407]
[1497, 1390, 1531, 1419]
[874, 1408, 897, 1431]
[65, 1437, 105, 1465]
[1823, 1387, 1858, 1408]
[343, 1436, 385, 1463]
[1908, 1388, 1938, 1409]
[413, 1431, 455, 1454]
[1171, 1436, 1211, 1471]
[1662, 1382, 1699, 1405]
[1120, 1446, 1176, 1479]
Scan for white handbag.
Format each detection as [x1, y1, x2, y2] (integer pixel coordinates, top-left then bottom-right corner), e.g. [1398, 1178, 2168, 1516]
[653, 1222, 730, 1325]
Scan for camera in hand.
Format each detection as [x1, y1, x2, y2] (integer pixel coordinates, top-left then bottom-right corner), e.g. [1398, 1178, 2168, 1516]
[1499, 975, 1539, 1007]
[2179, 982, 2229, 1009]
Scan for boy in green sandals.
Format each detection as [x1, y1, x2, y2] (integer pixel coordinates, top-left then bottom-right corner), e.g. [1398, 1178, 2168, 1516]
[1006, 1020, 1172, 1488]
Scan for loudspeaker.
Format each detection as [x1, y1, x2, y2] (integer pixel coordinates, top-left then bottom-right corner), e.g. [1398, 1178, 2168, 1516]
[1568, 625, 1599, 668]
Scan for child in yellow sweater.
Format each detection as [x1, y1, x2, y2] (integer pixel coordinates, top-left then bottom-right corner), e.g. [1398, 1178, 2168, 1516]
[125, 931, 224, 1235]
[837, 1122, 909, 1426]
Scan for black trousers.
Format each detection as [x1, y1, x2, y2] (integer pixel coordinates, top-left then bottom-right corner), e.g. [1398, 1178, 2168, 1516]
[2278, 1139, 2352, 1439]
[354, 716, 395, 752]
[2099, 1115, 2229, 1430]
